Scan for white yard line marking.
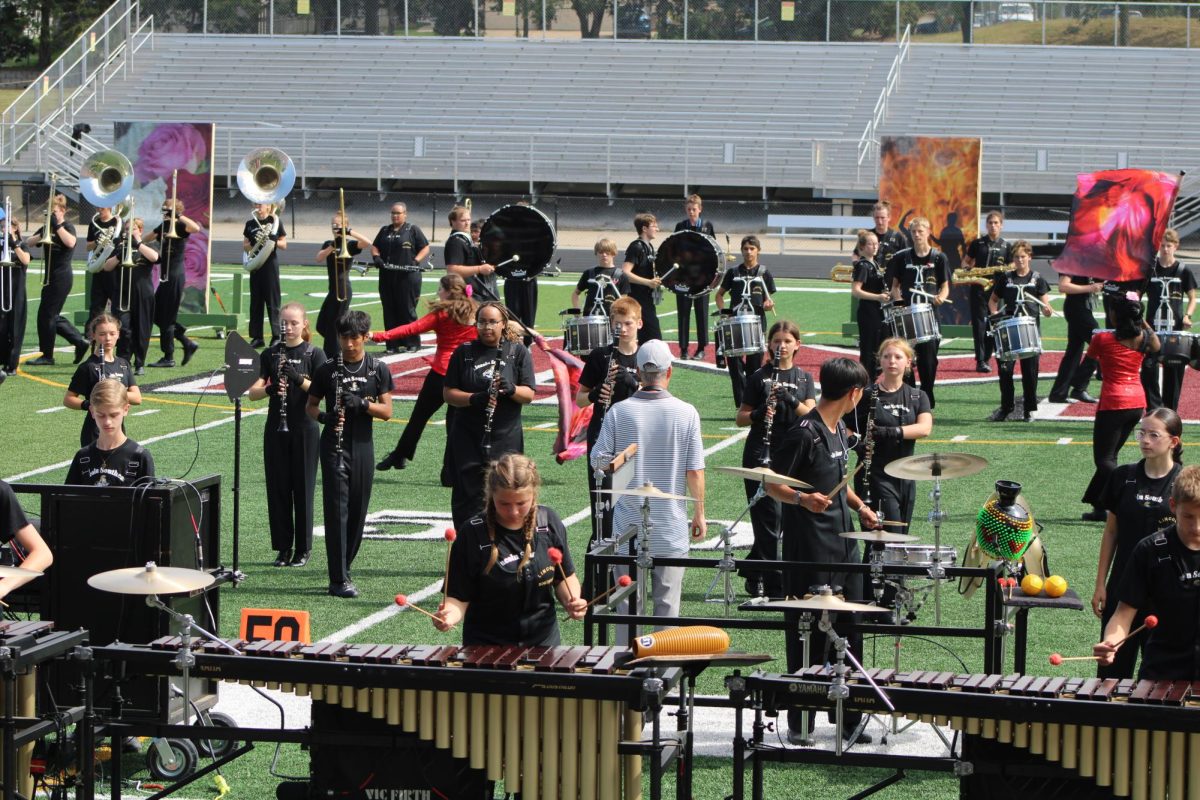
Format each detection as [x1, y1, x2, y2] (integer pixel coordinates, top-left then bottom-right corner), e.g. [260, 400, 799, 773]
[36, 406, 68, 414]
[132, 409, 160, 417]
[951, 435, 969, 442]
[1057, 437, 1073, 445]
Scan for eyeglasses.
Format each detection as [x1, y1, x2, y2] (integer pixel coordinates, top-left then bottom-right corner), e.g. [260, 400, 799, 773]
[477, 320, 503, 328]
[1135, 429, 1171, 441]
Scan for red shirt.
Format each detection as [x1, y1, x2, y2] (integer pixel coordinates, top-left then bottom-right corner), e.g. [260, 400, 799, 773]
[374, 311, 477, 375]
[1086, 330, 1147, 411]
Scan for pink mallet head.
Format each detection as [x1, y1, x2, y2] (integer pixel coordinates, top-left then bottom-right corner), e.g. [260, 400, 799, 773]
[444, 528, 457, 543]
[1049, 653, 1063, 666]
[617, 575, 633, 587]
[547, 547, 563, 565]
[394, 593, 408, 606]
[1144, 615, 1159, 629]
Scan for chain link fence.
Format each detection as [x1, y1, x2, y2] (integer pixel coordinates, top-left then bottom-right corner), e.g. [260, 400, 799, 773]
[138, 0, 1200, 45]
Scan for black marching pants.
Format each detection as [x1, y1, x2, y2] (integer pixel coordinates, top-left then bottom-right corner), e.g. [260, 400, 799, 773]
[1050, 309, 1098, 399]
[265, 420, 319, 554]
[0, 271, 28, 371]
[248, 262, 281, 343]
[857, 309, 885, 379]
[504, 277, 538, 347]
[320, 433, 374, 586]
[969, 286, 993, 364]
[380, 270, 422, 350]
[153, 267, 191, 358]
[37, 265, 85, 357]
[913, 339, 939, 409]
[1140, 354, 1185, 412]
[123, 282, 155, 368]
[998, 353, 1040, 413]
[1082, 407, 1143, 507]
[389, 370, 446, 461]
[675, 292, 709, 352]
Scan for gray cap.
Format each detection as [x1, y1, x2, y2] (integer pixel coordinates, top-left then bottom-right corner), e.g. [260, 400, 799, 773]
[636, 339, 673, 373]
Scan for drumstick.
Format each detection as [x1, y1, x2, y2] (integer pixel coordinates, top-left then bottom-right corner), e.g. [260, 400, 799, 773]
[547, 547, 574, 601]
[493, 253, 521, 270]
[828, 462, 863, 499]
[659, 263, 679, 282]
[442, 528, 456, 601]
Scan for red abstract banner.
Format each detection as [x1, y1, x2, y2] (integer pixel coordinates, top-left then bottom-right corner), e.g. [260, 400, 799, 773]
[1054, 169, 1181, 283]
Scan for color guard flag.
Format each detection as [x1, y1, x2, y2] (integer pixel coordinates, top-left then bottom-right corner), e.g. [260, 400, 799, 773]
[1053, 169, 1182, 283]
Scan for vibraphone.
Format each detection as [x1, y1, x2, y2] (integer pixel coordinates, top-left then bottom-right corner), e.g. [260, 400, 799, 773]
[96, 639, 683, 800]
[740, 666, 1200, 800]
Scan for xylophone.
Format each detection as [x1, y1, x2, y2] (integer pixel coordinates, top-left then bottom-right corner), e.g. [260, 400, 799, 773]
[748, 667, 1200, 800]
[96, 639, 682, 800]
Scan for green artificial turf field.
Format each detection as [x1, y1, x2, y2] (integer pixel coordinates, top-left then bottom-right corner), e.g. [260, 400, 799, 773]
[1, 264, 1181, 799]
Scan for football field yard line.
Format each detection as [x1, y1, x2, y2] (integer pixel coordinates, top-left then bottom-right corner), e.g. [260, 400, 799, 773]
[325, 428, 750, 642]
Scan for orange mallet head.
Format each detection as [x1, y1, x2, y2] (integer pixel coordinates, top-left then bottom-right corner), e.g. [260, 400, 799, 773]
[617, 575, 632, 588]
[1049, 653, 1063, 666]
[444, 528, 457, 542]
[1144, 615, 1158, 629]
[548, 547, 563, 565]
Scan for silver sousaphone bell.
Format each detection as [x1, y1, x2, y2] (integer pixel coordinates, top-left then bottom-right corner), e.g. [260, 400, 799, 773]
[79, 149, 136, 309]
[237, 147, 295, 272]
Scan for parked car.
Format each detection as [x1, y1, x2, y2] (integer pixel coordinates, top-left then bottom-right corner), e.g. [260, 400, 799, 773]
[1098, 6, 1142, 16]
[617, 5, 652, 37]
[997, 2, 1036, 22]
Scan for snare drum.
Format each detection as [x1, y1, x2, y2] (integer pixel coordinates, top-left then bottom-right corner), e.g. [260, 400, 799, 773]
[991, 315, 1042, 362]
[882, 544, 958, 569]
[563, 314, 611, 356]
[1158, 330, 1197, 366]
[717, 313, 764, 357]
[887, 303, 940, 345]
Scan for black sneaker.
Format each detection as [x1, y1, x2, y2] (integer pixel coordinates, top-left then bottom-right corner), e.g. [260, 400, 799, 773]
[1070, 389, 1098, 404]
[842, 726, 874, 745]
[975, 361, 991, 373]
[149, 357, 176, 368]
[249, 338, 266, 348]
[134, 365, 145, 376]
[273, 550, 292, 567]
[182, 340, 199, 366]
[376, 452, 408, 471]
[1047, 393, 1069, 403]
[988, 408, 1013, 422]
[406, 345, 420, 353]
[329, 581, 359, 598]
[289, 551, 310, 567]
[27, 356, 54, 366]
[1081, 508, 1107, 522]
[74, 342, 90, 364]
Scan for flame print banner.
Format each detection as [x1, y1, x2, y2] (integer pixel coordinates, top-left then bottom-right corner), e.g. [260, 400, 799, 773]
[1054, 169, 1182, 283]
[878, 136, 982, 325]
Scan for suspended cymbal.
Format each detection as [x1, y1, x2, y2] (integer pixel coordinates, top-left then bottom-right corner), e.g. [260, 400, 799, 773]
[715, 465, 812, 489]
[597, 482, 696, 502]
[0, 564, 43, 578]
[87, 562, 215, 595]
[884, 452, 988, 481]
[839, 530, 919, 544]
[754, 595, 890, 614]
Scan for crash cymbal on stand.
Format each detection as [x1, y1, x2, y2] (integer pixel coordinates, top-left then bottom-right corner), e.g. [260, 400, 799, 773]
[715, 465, 812, 489]
[0, 564, 43, 578]
[884, 452, 988, 481]
[753, 593, 890, 615]
[87, 562, 215, 595]
[597, 482, 696, 502]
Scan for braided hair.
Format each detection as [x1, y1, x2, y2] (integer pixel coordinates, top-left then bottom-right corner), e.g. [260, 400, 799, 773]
[481, 453, 542, 576]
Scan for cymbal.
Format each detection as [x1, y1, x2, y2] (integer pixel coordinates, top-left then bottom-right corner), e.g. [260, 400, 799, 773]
[597, 482, 696, 502]
[87, 562, 215, 595]
[839, 530, 919, 544]
[884, 452, 988, 481]
[754, 595, 890, 614]
[0, 564, 43, 578]
[715, 465, 812, 489]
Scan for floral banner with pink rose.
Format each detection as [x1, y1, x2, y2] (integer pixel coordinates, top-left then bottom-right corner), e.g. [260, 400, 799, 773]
[113, 122, 215, 314]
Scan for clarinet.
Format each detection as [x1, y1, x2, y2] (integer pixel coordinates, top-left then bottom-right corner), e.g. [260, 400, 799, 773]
[96, 339, 106, 381]
[333, 351, 345, 471]
[759, 346, 782, 466]
[861, 385, 878, 511]
[276, 348, 290, 434]
[598, 348, 620, 417]
[482, 343, 507, 458]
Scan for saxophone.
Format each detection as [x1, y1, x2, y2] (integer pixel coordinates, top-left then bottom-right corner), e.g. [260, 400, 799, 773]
[598, 349, 620, 417]
[276, 348, 290, 435]
[333, 351, 345, 472]
[482, 343, 506, 458]
[861, 385, 878, 511]
[759, 346, 782, 466]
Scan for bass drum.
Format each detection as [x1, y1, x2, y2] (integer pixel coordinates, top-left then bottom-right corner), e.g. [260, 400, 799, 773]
[655, 230, 723, 298]
[479, 204, 556, 280]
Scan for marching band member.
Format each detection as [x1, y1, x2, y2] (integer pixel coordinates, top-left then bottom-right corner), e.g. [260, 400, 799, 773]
[577, 296, 643, 545]
[845, 338, 932, 527]
[1141, 229, 1196, 411]
[736, 320, 815, 596]
[248, 303, 326, 568]
[85, 206, 119, 321]
[767, 357, 878, 744]
[850, 229, 888, 379]
[571, 239, 629, 315]
[1094, 464, 1200, 681]
[306, 311, 394, 598]
[433, 453, 587, 642]
[1081, 290, 1160, 522]
[673, 194, 714, 360]
[443, 301, 536, 529]
[0, 214, 29, 382]
[961, 211, 1013, 373]
[102, 218, 159, 375]
[65, 379, 154, 486]
[243, 202, 287, 348]
[315, 211, 371, 358]
[621, 213, 662, 344]
[444, 205, 497, 301]
[715, 236, 776, 407]
[870, 200, 909, 267]
[987, 241, 1052, 422]
[1048, 271, 1103, 405]
[0, 479, 52, 605]
[145, 198, 201, 368]
[1092, 408, 1182, 679]
[26, 193, 89, 367]
[371, 202, 429, 354]
[374, 273, 478, 472]
[886, 217, 950, 409]
[64, 314, 141, 447]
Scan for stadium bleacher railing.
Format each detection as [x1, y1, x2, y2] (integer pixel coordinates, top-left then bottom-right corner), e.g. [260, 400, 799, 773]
[141, 0, 1200, 47]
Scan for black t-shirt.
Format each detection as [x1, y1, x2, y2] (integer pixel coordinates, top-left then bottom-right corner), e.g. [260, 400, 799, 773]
[1117, 526, 1200, 680]
[1062, 274, 1100, 317]
[623, 238, 657, 304]
[447, 506, 573, 646]
[852, 257, 887, 314]
[575, 266, 629, 315]
[444, 231, 497, 301]
[1145, 261, 1197, 330]
[112, 233, 156, 287]
[35, 220, 76, 271]
[443, 340, 536, 459]
[373, 223, 429, 268]
[579, 345, 640, 447]
[320, 238, 362, 297]
[886, 247, 951, 306]
[68, 354, 137, 443]
[65, 438, 155, 486]
[742, 365, 816, 465]
[964, 235, 1013, 271]
[845, 383, 930, 478]
[0, 481, 28, 545]
[87, 216, 119, 244]
[674, 219, 715, 236]
[1102, 461, 1180, 591]
[260, 341, 327, 428]
[307, 355, 393, 445]
[242, 215, 286, 269]
[992, 270, 1051, 320]
[720, 264, 776, 314]
[873, 228, 909, 267]
[151, 220, 192, 274]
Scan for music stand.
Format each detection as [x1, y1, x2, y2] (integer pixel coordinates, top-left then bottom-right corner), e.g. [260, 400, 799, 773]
[222, 332, 260, 577]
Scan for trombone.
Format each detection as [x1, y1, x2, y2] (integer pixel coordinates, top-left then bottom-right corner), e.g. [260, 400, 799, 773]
[39, 172, 57, 286]
[160, 168, 180, 285]
[116, 197, 136, 313]
[0, 197, 13, 313]
[78, 150, 136, 311]
[335, 188, 351, 302]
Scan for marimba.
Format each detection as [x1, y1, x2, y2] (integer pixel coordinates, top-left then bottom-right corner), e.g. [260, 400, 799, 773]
[96, 639, 683, 800]
[744, 667, 1200, 800]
